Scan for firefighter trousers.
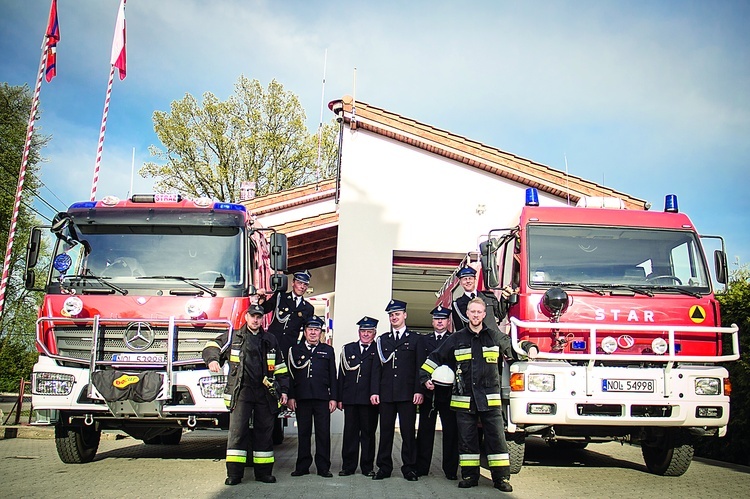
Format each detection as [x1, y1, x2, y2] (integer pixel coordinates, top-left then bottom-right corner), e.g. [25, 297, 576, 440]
[456, 408, 510, 482]
[226, 386, 275, 480]
[341, 403, 379, 474]
[416, 397, 458, 477]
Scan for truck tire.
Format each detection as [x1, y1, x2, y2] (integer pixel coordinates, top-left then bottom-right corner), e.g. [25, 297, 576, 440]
[272, 418, 284, 445]
[507, 432, 525, 474]
[641, 432, 694, 476]
[55, 425, 101, 464]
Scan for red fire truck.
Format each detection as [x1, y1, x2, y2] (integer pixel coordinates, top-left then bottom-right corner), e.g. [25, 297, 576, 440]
[437, 189, 739, 476]
[23, 194, 288, 463]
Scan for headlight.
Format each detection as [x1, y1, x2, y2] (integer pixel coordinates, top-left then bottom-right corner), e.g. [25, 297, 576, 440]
[527, 374, 555, 392]
[651, 337, 668, 355]
[199, 375, 227, 398]
[33, 372, 75, 396]
[695, 377, 720, 395]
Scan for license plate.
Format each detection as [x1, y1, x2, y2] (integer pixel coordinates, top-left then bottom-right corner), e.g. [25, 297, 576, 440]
[602, 379, 654, 392]
[112, 353, 166, 363]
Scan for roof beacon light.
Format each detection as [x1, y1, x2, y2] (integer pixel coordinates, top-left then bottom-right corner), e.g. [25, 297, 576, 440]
[525, 188, 539, 206]
[664, 194, 679, 213]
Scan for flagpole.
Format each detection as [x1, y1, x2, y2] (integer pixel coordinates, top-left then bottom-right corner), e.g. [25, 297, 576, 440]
[0, 34, 49, 320]
[90, 65, 115, 201]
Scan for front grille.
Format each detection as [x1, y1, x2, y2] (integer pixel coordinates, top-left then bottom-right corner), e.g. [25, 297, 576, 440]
[52, 323, 227, 364]
[576, 404, 623, 417]
[631, 405, 673, 417]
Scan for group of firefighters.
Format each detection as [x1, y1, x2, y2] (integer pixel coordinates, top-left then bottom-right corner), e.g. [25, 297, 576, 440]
[202, 268, 539, 493]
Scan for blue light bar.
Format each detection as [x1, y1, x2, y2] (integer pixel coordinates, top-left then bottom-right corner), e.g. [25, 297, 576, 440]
[213, 202, 246, 212]
[525, 188, 540, 206]
[69, 201, 97, 209]
[664, 194, 679, 213]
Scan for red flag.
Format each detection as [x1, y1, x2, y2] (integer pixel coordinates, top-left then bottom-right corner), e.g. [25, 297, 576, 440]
[44, 0, 60, 83]
[110, 0, 127, 80]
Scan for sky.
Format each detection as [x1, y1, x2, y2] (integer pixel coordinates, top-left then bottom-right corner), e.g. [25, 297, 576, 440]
[1, 0, 749, 269]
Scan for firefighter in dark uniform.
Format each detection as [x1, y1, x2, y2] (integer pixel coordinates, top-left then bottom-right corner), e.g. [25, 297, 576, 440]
[337, 316, 380, 477]
[420, 298, 538, 493]
[451, 266, 514, 333]
[260, 270, 315, 356]
[370, 299, 424, 481]
[287, 316, 338, 478]
[415, 305, 459, 480]
[203, 304, 289, 486]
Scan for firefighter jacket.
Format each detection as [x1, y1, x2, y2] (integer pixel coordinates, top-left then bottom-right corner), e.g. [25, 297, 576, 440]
[416, 332, 453, 404]
[202, 325, 289, 412]
[419, 325, 535, 413]
[371, 329, 423, 403]
[287, 342, 339, 401]
[452, 290, 509, 332]
[337, 341, 378, 405]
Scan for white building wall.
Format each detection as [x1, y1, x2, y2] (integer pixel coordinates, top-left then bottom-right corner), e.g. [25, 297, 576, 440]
[332, 128, 565, 352]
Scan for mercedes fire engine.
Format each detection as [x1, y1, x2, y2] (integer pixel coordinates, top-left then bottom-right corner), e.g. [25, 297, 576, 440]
[24, 194, 288, 463]
[437, 189, 739, 476]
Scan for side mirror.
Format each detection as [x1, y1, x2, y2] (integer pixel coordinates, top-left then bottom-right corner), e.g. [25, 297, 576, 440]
[714, 249, 728, 284]
[26, 227, 42, 269]
[270, 232, 288, 272]
[271, 273, 288, 292]
[479, 240, 500, 289]
[24, 269, 36, 290]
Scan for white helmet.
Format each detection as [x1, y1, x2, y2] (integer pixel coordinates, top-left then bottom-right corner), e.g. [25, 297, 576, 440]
[431, 365, 455, 387]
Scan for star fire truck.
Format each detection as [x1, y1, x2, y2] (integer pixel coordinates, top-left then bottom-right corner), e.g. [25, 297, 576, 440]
[437, 189, 739, 476]
[23, 194, 288, 463]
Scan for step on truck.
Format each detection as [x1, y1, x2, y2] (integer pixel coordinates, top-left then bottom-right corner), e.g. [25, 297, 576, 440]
[437, 189, 739, 476]
[24, 194, 288, 463]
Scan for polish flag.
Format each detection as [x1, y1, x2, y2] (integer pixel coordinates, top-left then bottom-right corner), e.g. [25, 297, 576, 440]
[110, 0, 127, 80]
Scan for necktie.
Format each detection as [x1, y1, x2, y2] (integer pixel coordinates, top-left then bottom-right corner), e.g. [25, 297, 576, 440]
[437, 334, 443, 342]
[470, 293, 476, 299]
[361, 343, 367, 354]
[295, 297, 301, 307]
[396, 332, 401, 341]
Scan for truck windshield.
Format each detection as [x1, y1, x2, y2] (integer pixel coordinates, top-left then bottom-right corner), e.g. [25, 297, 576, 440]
[50, 225, 244, 288]
[526, 225, 710, 294]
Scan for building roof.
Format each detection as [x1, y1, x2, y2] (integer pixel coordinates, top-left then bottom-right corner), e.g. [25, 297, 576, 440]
[329, 95, 646, 210]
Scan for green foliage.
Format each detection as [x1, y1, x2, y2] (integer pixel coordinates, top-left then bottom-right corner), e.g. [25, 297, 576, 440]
[694, 266, 750, 465]
[142, 76, 338, 202]
[0, 82, 47, 390]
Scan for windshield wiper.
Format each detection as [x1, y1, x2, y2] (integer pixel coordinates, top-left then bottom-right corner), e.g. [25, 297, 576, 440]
[545, 282, 605, 295]
[643, 285, 702, 299]
[60, 272, 128, 295]
[137, 275, 217, 297]
[592, 283, 654, 297]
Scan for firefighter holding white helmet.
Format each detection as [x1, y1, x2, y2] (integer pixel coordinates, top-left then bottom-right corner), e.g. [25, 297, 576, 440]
[420, 298, 538, 493]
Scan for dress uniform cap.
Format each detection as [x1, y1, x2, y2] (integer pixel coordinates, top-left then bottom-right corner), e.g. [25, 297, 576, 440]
[457, 267, 477, 278]
[293, 270, 311, 283]
[357, 316, 379, 328]
[430, 305, 451, 319]
[385, 299, 407, 313]
[305, 315, 324, 329]
[246, 304, 265, 316]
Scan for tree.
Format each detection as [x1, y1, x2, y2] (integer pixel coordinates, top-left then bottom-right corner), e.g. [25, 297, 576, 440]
[141, 76, 338, 202]
[0, 82, 47, 386]
[694, 266, 750, 465]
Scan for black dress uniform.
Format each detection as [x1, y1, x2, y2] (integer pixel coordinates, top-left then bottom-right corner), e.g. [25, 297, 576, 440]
[202, 305, 289, 484]
[415, 307, 458, 479]
[419, 323, 537, 492]
[337, 317, 380, 476]
[371, 300, 422, 480]
[287, 317, 338, 477]
[262, 285, 315, 356]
